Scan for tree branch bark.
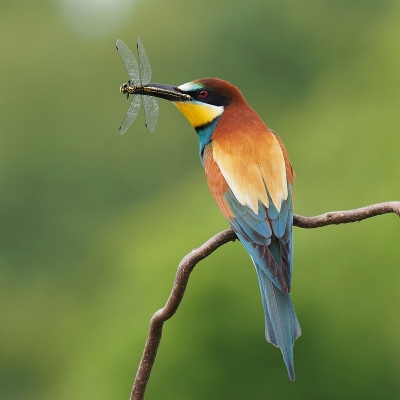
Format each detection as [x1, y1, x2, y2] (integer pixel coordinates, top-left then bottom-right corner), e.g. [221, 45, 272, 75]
[129, 201, 400, 400]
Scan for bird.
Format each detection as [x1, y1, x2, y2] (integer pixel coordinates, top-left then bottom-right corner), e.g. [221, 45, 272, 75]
[141, 77, 301, 380]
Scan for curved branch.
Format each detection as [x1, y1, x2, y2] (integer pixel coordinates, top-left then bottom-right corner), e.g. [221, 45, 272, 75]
[129, 201, 400, 400]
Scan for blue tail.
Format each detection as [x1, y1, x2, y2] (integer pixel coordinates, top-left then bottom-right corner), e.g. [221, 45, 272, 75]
[255, 264, 301, 380]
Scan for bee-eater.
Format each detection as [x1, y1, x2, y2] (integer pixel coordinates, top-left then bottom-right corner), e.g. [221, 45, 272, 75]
[141, 78, 301, 380]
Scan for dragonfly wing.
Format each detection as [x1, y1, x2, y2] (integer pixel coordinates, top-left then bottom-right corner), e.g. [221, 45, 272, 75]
[116, 39, 140, 85]
[142, 95, 159, 132]
[137, 38, 152, 85]
[119, 95, 141, 135]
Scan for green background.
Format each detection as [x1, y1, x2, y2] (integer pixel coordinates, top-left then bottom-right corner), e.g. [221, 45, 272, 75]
[1, 0, 400, 399]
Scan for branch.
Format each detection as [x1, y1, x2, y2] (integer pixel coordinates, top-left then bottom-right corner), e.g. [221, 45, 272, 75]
[293, 201, 400, 228]
[129, 201, 400, 400]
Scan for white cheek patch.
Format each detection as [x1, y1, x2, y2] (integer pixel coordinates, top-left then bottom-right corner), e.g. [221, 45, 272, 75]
[178, 82, 204, 91]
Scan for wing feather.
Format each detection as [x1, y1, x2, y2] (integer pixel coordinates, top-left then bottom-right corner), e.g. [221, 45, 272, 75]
[203, 143, 294, 292]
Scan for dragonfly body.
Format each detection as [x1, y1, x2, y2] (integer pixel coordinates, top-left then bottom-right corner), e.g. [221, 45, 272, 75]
[120, 81, 190, 101]
[120, 82, 146, 99]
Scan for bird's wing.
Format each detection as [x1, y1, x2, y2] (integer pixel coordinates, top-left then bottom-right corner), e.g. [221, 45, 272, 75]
[203, 141, 294, 292]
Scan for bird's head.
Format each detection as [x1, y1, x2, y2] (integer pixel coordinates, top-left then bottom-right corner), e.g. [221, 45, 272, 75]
[143, 78, 245, 129]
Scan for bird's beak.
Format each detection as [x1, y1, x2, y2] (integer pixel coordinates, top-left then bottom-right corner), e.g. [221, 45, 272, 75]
[142, 83, 192, 102]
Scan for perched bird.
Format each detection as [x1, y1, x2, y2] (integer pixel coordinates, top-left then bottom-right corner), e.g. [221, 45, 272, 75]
[141, 78, 301, 380]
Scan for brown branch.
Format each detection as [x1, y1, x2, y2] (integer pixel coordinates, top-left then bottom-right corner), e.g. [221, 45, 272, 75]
[129, 201, 400, 400]
[293, 201, 400, 228]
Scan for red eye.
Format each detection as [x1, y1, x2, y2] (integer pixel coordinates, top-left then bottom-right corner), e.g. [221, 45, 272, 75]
[198, 90, 209, 98]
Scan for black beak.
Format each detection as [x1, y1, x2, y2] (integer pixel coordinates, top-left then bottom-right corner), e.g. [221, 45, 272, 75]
[142, 83, 192, 102]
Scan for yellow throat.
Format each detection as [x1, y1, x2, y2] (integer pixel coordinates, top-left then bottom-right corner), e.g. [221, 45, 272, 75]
[174, 101, 223, 128]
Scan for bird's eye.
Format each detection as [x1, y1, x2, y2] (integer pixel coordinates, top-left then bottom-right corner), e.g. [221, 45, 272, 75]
[198, 90, 209, 98]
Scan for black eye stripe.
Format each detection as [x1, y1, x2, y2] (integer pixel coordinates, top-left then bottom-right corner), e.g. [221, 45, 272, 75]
[190, 89, 231, 107]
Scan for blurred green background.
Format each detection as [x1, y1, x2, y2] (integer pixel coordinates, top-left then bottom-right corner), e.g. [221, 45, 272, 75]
[1, 0, 400, 399]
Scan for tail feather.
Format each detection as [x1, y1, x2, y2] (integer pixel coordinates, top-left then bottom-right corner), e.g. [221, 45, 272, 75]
[255, 264, 301, 380]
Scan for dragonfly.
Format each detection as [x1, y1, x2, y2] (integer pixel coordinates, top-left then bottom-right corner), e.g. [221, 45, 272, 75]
[116, 38, 159, 134]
